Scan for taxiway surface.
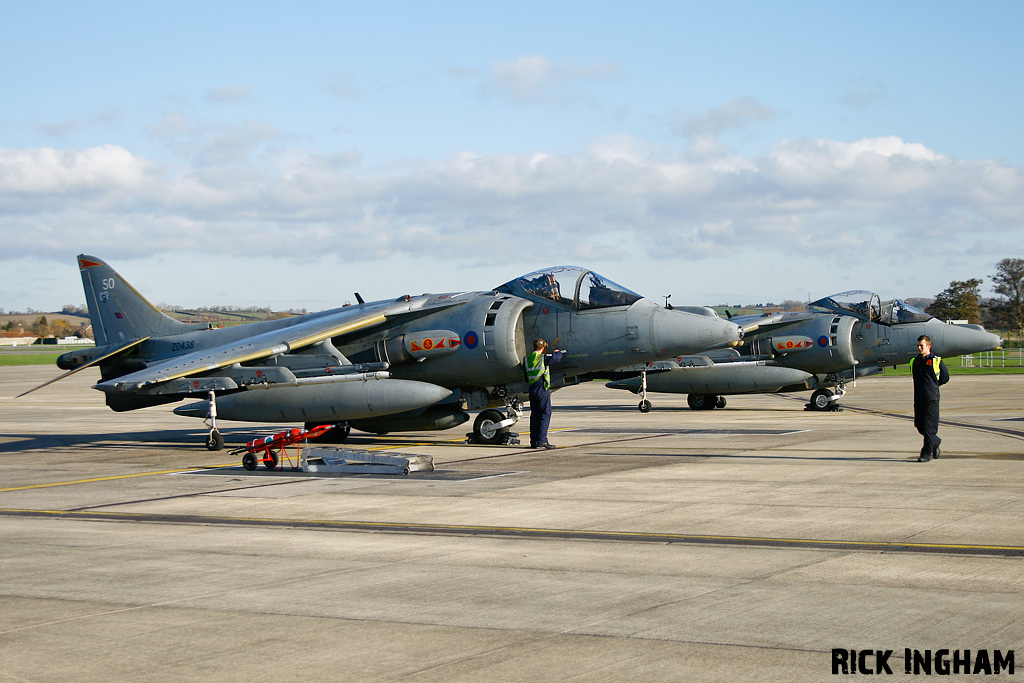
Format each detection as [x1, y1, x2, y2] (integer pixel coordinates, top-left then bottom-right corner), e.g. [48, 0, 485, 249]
[2, 366, 1023, 681]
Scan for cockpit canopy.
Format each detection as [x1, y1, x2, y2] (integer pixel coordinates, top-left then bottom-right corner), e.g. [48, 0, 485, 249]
[809, 290, 933, 325]
[496, 266, 643, 310]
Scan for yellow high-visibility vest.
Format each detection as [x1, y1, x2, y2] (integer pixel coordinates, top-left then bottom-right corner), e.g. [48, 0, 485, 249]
[525, 350, 550, 389]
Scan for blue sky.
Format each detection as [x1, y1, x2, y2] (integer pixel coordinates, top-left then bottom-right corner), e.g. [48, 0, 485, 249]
[2, 1, 1023, 312]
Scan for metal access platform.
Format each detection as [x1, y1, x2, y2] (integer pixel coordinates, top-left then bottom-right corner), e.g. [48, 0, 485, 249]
[301, 447, 434, 475]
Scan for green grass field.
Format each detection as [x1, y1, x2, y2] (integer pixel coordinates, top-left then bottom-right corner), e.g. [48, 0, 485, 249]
[0, 351, 66, 366]
[882, 362, 1024, 376]
[0, 344, 97, 366]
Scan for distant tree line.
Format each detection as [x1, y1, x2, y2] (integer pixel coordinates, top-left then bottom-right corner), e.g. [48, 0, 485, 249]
[7, 260, 1023, 342]
[926, 258, 1024, 342]
[1, 315, 91, 338]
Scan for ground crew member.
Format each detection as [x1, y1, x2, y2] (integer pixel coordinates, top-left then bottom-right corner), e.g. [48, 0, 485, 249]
[910, 334, 949, 462]
[524, 338, 564, 449]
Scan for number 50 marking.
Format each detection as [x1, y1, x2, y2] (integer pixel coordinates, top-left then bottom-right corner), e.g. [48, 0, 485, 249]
[102, 278, 116, 290]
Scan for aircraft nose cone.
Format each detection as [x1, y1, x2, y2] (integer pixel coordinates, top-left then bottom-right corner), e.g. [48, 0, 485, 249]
[652, 308, 743, 356]
[934, 324, 1003, 357]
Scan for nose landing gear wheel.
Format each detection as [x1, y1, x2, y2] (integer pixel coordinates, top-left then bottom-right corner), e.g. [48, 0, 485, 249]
[808, 388, 834, 411]
[639, 399, 652, 413]
[206, 430, 224, 451]
[473, 409, 508, 445]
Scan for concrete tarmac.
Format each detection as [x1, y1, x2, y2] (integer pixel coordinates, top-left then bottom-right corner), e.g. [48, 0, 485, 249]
[2, 366, 1023, 682]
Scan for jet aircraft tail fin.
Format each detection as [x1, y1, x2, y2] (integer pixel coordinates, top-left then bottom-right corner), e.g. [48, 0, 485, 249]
[77, 255, 195, 346]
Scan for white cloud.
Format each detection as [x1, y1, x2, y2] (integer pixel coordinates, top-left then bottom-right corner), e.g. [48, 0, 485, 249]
[147, 115, 290, 166]
[324, 71, 360, 98]
[838, 81, 890, 110]
[0, 145, 160, 203]
[673, 97, 777, 138]
[37, 120, 81, 139]
[203, 84, 254, 104]
[1, 136, 1022, 292]
[479, 54, 620, 104]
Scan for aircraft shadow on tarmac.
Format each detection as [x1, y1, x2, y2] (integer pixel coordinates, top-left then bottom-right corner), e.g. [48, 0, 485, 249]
[0, 428, 258, 453]
[0, 428, 463, 454]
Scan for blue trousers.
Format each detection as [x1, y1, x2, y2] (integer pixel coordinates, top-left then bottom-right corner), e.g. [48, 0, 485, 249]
[529, 380, 552, 447]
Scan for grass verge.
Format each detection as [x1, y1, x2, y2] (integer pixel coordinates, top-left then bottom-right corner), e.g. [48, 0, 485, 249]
[0, 352, 65, 366]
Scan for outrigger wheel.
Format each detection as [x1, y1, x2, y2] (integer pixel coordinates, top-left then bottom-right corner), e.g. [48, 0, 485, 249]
[637, 368, 652, 413]
[204, 390, 225, 450]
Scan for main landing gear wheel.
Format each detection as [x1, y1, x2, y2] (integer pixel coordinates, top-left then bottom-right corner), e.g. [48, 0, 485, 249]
[687, 394, 717, 410]
[206, 430, 225, 451]
[473, 409, 509, 445]
[639, 399, 652, 413]
[808, 388, 834, 411]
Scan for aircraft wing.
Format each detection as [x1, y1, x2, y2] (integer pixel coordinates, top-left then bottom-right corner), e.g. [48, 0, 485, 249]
[16, 336, 151, 398]
[728, 310, 817, 334]
[609, 348, 742, 374]
[98, 297, 465, 393]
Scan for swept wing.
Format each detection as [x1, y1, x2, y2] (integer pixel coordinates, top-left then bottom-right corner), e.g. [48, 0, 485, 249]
[17, 337, 150, 398]
[727, 310, 817, 334]
[98, 297, 466, 393]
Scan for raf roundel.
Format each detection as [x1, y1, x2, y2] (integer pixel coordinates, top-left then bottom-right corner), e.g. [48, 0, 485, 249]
[817, 335, 829, 347]
[464, 331, 479, 349]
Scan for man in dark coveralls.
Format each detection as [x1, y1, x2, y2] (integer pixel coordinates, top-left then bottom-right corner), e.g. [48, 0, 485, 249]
[910, 334, 950, 462]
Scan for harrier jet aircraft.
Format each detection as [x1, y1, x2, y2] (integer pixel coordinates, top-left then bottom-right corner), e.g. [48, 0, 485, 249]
[22, 257, 743, 449]
[606, 290, 1002, 412]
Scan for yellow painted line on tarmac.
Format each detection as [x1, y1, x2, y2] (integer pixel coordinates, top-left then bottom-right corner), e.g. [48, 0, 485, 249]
[0, 507, 1021, 555]
[0, 465, 238, 493]
[296, 521, 1024, 554]
[365, 441, 446, 452]
[362, 427, 575, 452]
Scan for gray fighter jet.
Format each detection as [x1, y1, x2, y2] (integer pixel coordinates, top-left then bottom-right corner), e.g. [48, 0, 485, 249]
[23, 257, 743, 449]
[605, 290, 1002, 412]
